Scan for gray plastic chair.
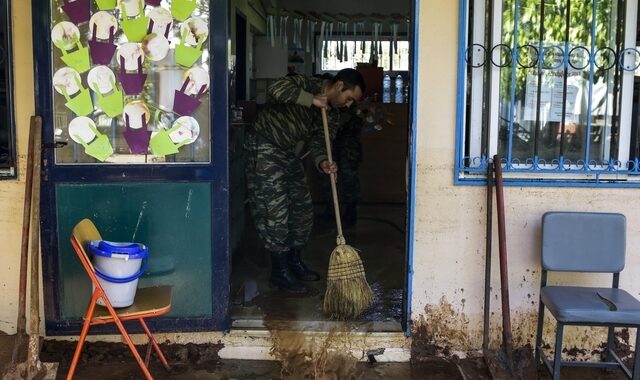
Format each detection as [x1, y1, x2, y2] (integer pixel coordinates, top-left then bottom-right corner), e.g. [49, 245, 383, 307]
[535, 212, 640, 380]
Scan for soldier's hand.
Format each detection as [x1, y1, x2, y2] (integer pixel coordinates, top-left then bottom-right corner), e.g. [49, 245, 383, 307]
[319, 160, 338, 175]
[312, 94, 328, 109]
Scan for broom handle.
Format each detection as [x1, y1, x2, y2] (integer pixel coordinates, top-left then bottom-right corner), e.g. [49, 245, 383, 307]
[321, 107, 345, 243]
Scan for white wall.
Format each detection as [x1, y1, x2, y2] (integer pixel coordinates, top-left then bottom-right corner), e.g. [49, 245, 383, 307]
[412, 0, 640, 354]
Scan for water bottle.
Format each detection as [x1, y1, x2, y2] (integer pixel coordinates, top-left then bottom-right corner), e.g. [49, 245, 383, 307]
[394, 75, 404, 103]
[382, 74, 391, 103]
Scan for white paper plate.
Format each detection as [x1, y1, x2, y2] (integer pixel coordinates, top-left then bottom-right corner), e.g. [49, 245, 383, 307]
[120, 0, 142, 17]
[180, 17, 208, 46]
[89, 11, 118, 40]
[142, 34, 170, 61]
[117, 42, 145, 70]
[182, 67, 210, 95]
[169, 116, 200, 144]
[68, 116, 97, 144]
[87, 66, 116, 94]
[53, 67, 82, 96]
[123, 101, 151, 129]
[148, 7, 172, 37]
[51, 22, 80, 51]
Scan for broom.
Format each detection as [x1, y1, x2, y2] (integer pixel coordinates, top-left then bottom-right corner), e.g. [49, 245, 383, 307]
[321, 107, 373, 318]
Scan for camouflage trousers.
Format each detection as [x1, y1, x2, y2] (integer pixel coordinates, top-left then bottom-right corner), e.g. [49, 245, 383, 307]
[244, 130, 314, 253]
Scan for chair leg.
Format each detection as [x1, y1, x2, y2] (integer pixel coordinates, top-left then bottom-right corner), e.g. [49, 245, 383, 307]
[139, 317, 170, 370]
[105, 307, 153, 380]
[633, 328, 640, 380]
[66, 294, 99, 380]
[552, 323, 564, 380]
[535, 302, 545, 367]
[606, 326, 615, 362]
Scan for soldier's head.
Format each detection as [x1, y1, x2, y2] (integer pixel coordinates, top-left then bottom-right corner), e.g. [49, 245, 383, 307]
[326, 68, 365, 108]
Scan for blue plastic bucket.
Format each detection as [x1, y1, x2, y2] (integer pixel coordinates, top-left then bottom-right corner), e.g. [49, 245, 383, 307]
[87, 240, 148, 307]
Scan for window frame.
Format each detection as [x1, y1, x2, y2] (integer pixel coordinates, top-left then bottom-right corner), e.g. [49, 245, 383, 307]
[0, 0, 16, 179]
[455, 0, 640, 187]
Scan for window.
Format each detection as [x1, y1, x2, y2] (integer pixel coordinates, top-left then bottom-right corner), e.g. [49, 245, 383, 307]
[0, 0, 16, 178]
[320, 38, 409, 73]
[457, 0, 640, 186]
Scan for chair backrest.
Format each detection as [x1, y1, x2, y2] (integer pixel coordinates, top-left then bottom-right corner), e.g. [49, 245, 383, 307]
[71, 218, 103, 273]
[541, 212, 625, 273]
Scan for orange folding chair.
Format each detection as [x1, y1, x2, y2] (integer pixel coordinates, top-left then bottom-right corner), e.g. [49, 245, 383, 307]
[67, 218, 172, 380]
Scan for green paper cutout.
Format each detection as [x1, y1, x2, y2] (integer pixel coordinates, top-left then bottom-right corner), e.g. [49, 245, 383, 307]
[149, 124, 189, 156]
[95, 87, 124, 117]
[96, 0, 117, 10]
[74, 123, 114, 161]
[175, 30, 204, 67]
[172, 0, 197, 22]
[60, 83, 94, 116]
[59, 41, 90, 73]
[121, 0, 149, 42]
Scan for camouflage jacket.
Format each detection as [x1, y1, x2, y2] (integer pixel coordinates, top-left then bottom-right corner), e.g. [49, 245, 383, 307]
[253, 75, 341, 168]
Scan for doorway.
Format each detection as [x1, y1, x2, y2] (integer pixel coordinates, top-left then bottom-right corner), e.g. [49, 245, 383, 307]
[229, 0, 413, 332]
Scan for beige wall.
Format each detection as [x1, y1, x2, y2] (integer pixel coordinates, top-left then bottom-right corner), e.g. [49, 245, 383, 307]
[0, 1, 34, 334]
[412, 0, 640, 353]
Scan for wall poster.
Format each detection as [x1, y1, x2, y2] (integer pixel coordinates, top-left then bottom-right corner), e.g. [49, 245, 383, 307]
[51, 0, 210, 163]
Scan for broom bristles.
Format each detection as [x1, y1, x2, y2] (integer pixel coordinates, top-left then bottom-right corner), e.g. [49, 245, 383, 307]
[323, 244, 374, 318]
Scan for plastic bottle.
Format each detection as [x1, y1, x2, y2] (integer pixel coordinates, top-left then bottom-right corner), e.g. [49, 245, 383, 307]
[394, 75, 404, 103]
[382, 74, 391, 103]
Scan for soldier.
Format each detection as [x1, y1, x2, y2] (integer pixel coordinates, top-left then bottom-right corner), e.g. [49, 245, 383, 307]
[245, 68, 365, 293]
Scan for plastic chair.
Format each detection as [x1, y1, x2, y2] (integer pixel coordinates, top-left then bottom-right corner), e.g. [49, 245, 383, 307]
[67, 218, 172, 380]
[535, 212, 640, 380]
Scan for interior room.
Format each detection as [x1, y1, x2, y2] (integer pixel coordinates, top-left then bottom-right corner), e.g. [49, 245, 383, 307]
[228, 0, 413, 331]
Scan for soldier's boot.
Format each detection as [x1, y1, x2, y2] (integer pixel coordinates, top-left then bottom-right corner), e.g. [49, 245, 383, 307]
[342, 203, 357, 228]
[287, 248, 321, 281]
[270, 251, 307, 293]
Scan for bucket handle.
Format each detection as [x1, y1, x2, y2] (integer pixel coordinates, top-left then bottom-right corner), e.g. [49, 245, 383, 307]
[94, 258, 147, 283]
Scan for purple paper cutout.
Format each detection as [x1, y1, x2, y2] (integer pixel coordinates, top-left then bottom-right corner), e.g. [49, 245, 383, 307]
[145, 0, 162, 5]
[88, 25, 117, 65]
[61, 0, 90, 25]
[118, 56, 147, 95]
[172, 79, 207, 116]
[123, 114, 152, 154]
[147, 19, 172, 39]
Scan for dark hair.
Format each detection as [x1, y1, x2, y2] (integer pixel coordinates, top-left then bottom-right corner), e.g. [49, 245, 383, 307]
[332, 68, 366, 93]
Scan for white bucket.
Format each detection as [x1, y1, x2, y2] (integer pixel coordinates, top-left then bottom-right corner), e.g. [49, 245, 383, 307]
[88, 241, 148, 308]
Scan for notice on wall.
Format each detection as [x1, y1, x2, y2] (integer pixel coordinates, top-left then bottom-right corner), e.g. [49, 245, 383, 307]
[524, 74, 581, 124]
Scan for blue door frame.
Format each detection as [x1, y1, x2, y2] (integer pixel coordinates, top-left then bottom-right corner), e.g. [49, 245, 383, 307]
[33, 0, 231, 334]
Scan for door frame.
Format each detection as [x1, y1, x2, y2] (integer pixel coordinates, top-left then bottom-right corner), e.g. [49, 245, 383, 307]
[33, 0, 231, 334]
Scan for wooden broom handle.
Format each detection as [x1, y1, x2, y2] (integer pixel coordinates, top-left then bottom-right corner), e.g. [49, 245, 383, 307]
[321, 107, 345, 241]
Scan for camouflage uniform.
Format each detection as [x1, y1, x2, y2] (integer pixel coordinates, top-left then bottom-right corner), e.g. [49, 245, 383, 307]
[245, 75, 341, 253]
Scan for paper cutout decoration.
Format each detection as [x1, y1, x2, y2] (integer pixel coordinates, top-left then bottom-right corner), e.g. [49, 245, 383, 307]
[142, 33, 170, 61]
[88, 12, 118, 64]
[52, 22, 90, 73]
[54, 67, 94, 116]
[148, 7, 172, 34]
[88, 66, 123, 117]
[123, 101, 152, 154]
[120, 0, 149, 42]
[60, 0, 90, 25]
[173, 67, 209, 116]
[69, 116, 114, 161]
[150, 116, 199, 156]
[117, 44, 147, 95]
[171, 0, 197, 22]
[95, 0, 117, 10]
[175, 18, 208, 67]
